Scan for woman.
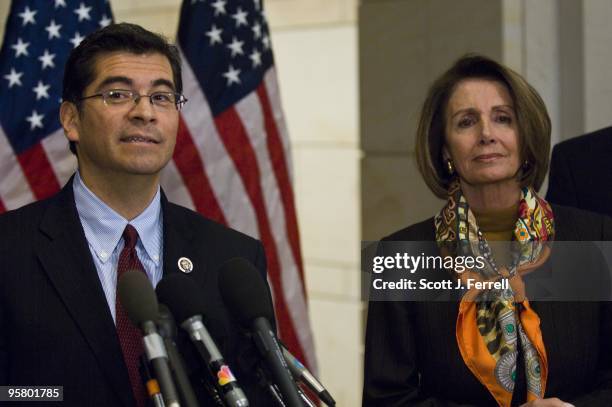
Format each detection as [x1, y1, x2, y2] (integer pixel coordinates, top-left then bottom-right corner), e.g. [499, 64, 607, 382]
[362, 55, 612, 406]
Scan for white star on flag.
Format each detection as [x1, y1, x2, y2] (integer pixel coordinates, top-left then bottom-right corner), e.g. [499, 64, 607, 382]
[222, 65, 241, 85]
[11, 38, 30, 58]
[211, 0, 227, 16]
[252, 22, 262, 39]
[38, 50, 57, 70]
[74, 2, 92, 22]
[26, 110, 44, 130]
[262, 34, 270, 50]
[18, 6, 37, 26]
[32, 81, 51, 100]
[45, 20, 62, 40]
[55, 0, 67, 8]
[227, 37, 244, 57]
[99, 14, 112, 28]
[206, 25, 223, 45]
[70, 32, 85, 48]
[249, 49, 262, 68]
[231, 8, 248, 27]
[3, 68, 23, 88]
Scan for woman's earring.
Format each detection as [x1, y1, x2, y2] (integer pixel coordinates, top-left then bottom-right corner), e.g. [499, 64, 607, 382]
[446, 159, 455, 176]
[521, 160, 531, 174]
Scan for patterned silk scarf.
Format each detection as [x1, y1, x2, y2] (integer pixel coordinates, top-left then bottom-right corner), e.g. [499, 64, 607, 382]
[434, 180, 554, 406]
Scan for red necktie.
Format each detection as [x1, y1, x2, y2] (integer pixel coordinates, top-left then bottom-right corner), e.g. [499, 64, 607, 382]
[116, 224, 147, 407]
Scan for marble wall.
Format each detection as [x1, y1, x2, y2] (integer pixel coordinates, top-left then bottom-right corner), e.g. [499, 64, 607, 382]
[584, 0, 612, 133]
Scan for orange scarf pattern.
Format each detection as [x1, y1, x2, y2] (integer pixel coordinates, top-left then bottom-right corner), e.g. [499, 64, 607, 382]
[435, 180, 554, 406]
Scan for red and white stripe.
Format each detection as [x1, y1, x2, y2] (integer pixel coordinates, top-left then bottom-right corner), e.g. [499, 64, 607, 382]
[0, 125, 76, 212]
[235, 84, 315, 369]
[0, 126, 34, 211]
[41, 128, 77, 187]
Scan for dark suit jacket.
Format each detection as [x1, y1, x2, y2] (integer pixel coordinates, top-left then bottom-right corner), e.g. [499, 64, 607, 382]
[0, 178, 274, 406]
[363, 205, 612, 406]
[547, 126, 612, 217]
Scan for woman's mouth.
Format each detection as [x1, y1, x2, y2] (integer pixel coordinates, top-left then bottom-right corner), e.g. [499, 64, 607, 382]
[474, 153, 504, 162]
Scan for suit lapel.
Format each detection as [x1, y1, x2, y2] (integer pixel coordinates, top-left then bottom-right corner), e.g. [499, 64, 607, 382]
[35, 180, 134, 407]
[161, 194, 205, 279]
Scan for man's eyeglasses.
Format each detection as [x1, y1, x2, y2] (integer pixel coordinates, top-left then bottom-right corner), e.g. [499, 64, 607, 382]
[80, 89, 188, 110]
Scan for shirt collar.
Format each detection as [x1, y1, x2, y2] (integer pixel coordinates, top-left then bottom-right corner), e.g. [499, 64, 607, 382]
[73, 171, 162, 265]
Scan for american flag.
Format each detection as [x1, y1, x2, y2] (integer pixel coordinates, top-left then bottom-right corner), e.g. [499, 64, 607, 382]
[0, 0, 112, 211]
[169, 0, 317, 373]
[0, 0, 317, 374]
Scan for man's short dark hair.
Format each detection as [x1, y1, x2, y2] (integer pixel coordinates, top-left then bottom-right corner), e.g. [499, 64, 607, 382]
[62, 23, 182, 155]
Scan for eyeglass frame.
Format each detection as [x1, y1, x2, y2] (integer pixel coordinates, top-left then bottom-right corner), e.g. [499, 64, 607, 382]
[79, 89, 188, 110]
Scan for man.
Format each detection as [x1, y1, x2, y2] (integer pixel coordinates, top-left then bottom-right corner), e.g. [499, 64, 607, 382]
[547, 126, 612, 217]
[0, 23, 273, 406]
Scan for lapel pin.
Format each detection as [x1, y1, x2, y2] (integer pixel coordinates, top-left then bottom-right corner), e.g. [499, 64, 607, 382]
[177, 257, 194, 274]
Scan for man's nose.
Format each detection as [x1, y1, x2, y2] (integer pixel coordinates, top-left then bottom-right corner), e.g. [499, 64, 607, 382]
[127, 95, 156, 123]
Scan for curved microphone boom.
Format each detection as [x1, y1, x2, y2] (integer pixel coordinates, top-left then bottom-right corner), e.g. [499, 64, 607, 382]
[117, 271, 181, 407]
[218, 258, 303, 407]
[281, 345, 336, 406]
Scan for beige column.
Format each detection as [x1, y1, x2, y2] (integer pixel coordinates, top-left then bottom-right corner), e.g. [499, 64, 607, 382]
[360, 0, 503, 240]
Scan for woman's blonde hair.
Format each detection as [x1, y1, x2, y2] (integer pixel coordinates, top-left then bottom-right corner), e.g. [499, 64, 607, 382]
[415, 54, 551, 198]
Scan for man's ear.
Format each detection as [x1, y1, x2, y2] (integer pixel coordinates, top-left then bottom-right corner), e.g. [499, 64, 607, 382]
[60, 102, 80, 143]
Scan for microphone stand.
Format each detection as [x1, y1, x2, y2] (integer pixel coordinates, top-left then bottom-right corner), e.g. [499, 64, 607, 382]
[256, 365, 286, 406]
[296, 386, 316, 407]
[256, 365, 316, 407]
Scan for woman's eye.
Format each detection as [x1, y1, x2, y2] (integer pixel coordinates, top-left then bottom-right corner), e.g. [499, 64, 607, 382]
[496, 115, 512, 124]
[457, 116, 475, 128]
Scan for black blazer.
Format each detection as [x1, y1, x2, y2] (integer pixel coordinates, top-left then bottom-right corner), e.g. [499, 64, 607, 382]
[0, 178, 274, 406]
[363, 205, 612, 406]
[547, 126, 612, 217]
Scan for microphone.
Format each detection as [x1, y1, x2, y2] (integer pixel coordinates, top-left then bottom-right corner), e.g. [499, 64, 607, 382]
[218, 258, 303, 407]
[158, 304, 200, 407]
[281, 345, 335, 406]
[156, 274, 249, 407]
[117, 271, 181, 407]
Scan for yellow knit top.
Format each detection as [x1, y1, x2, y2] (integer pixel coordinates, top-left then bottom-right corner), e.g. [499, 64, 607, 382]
[472, 204, 518, 268]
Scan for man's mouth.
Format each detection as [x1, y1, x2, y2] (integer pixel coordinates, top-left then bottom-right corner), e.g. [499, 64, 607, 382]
[120, 135, 159, 144]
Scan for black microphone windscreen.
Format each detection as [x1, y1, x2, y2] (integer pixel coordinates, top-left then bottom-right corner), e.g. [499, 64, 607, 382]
[217, 257, 274, 327]
[156, 273, 207, 323]
[117, 270, 159, 326]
